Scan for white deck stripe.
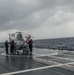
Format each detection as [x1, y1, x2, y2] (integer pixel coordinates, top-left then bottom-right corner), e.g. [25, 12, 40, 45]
[49, 55, 74, 61]
[1, 53, 33, 57]
[1, 62, 74, 75]
[0, 51, 58, 57]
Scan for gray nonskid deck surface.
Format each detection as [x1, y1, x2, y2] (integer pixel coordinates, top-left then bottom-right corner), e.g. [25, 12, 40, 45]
[0, 48, 74, 75]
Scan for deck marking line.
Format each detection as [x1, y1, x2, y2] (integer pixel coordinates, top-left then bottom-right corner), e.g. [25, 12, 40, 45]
[33, 57, 60, 64]
[1, 51, 58, 57]
[1, 53, 33, 57]
[33, 52, 58, 57]
[49, 55, 74, 61]
[1, 62, 74, 75]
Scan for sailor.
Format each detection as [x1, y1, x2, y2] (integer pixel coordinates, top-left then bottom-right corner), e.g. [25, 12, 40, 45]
[28, 36, 33, 54]
[10, 40, 15, 54]
[5, 40, 9, 54]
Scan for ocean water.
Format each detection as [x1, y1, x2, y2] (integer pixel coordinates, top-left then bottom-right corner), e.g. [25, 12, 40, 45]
[33, 37, 74, 50]
[1, 37, 74, 50]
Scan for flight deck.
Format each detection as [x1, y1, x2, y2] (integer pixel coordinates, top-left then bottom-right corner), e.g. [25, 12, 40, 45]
[0, 48, 74, 75]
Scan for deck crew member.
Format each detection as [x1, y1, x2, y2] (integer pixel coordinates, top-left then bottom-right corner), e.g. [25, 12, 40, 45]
[5, 40, 9, 54]
[28, 36, 33, 54]
[10, 40, 15, 54]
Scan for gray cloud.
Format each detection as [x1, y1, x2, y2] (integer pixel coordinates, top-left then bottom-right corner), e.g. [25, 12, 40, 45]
[0, 0, 74, 31]
[0, 0, 44, 30]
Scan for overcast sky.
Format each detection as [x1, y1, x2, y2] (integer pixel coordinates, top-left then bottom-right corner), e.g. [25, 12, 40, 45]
[0, 0, 74, 42]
